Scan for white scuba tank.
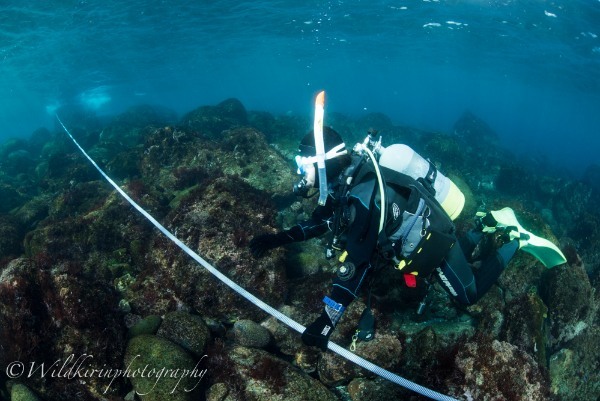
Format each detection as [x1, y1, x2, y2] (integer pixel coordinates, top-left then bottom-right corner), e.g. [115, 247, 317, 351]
[378, 144, 465, 220]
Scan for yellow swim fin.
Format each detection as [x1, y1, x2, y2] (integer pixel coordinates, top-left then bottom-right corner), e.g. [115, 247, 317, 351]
[487, 207, 567, 268]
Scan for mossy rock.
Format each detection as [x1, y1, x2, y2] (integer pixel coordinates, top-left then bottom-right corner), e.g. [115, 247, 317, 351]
[124, 335, 204, 401]
[157, 311, 211, 357]
[228, 346, 338, 401]
[128, 315, 162, 338]
[232, 319, 271, 349]
[10, 383, 41, 401]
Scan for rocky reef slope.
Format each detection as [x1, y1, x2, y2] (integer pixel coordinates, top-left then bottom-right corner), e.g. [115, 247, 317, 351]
[0, 100, 598, 401]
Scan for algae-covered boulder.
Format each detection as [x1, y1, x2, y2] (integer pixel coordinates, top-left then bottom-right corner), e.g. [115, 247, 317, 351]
[347, 377, 405, 401]
[452, 334, 550, 401]
[180, 98, 248, 135]
[157, 311, 211, 357]
[549, 326, 600, 401]
[0, 183, 26, 214]
[232, 319, 271, 349]
[128, 314, 162, 338]
[212, 345, 338, 401]
[0, 258, 127, 399]
[10, 383, 42, 401]
[124, 334, 204, 401]
[317, 333, 402, 386]
[0, 215, 23, 258]
[500, 291, 549, 366]
[261, 305, 307, 356]
[453, 110, 499, 148]
[541, 264, 594, 350]
[151, 175, 288, 320]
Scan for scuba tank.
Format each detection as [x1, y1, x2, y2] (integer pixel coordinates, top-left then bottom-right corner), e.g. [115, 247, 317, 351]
[378, 144, 465, 220]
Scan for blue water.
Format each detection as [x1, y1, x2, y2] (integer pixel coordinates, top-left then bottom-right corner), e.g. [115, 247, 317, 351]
[1, 1, 599, 175]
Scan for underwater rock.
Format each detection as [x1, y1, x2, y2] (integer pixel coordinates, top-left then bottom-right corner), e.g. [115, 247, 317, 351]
[10, 383, 42, 401]
[152, 175, 288, 321]
[356, 112, 394, 132]
[205, 382, 231, 401]
[247, 110, 277, 140]
[423, 133, 466, 171]
[466, 282, 505, 337]
[500, 291, 549, 367]
[0, 137, 29, 161]
[27, 127, 54, 156]
[495, 165, 533, 197]
[232, 319, 271, 349]
[13, 195, 50, 229]
[0, 182, 26, 214]
[353, 333, 402, 368]
[247, 111, 310, 149]
[24, 188, 148, 264]
[548, 326, 600, 401]
[219, 127, 296, 196]
[0, 258, 127, 400]
[125, 334, 203, 401]
[0, 215, 23, 258]
[157, 311, 211, 357]
[4, 149, 36, 175]
[221, 345, 338, 401]
[180, 98, 248, 136]
[2, 99, 599, 401]
[101, 104, 177, 146]
[453, 334, 550, 401]
[398, 319, 475, 390]
[128, 314, 162, 338]
[54, 105, 102, 135]
[140, 124, 295, 200]
[318, 351, 364, 386]
[261, 305, 307, 356]
[124, 334, 204, 401]
[582, 163, 600, 193]
[541, 264, 594, 350]
[453, 110, 499, 147]
[347, 377, 404, 401]
[0, 259, 46, 366]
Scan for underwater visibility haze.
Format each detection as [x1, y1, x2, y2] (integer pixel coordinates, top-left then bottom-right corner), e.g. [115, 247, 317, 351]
[1, 1, 600, 174]
[1, 2, 600, 401]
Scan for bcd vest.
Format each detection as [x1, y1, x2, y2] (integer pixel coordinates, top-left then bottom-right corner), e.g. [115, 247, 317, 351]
[343, 162, 457, 283]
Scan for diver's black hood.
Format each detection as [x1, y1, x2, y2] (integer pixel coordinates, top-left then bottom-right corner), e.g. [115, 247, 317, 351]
[297, 126, 350, 181]
[298, 126, 344, 156]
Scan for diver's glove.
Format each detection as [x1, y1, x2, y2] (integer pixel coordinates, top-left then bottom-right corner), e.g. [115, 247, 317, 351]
[249, 232, 293, 258]
[250, 225, 306, 258]
[301, 296, 346, 351]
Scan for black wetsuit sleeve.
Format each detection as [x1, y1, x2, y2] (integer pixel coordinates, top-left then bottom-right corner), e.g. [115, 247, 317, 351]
[283, 201, 334, 242]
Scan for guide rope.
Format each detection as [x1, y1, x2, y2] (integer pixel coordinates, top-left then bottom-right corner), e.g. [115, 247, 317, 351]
[56, 115, 458, 401]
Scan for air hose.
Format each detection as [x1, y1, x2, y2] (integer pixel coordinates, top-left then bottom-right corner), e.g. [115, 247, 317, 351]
[56, 115, 458, 401]
[361, 145, 386, 234]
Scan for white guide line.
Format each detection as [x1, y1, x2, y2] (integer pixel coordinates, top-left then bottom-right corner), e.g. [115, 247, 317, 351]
[56, 115, 458, 401]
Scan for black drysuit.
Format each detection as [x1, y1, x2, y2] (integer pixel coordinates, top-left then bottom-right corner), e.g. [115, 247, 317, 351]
[284, 165, 519, 308]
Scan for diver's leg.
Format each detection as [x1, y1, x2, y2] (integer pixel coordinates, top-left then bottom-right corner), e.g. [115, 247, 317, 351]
[302, 263, 370, 350]
[436, 244, 478, 305]
[458, 229, 483, 257]
[471, 239, 519, 298]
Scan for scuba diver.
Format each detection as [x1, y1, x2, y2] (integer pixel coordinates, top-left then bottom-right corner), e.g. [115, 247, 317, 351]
[249, 103, 566, 352]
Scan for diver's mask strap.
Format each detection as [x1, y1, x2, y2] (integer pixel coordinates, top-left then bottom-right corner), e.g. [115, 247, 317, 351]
[295, 143, 348, 173]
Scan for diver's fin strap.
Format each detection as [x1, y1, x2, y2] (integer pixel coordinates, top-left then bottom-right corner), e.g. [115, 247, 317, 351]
[475, 210, 501, 233]
[480, 208, 567, 268]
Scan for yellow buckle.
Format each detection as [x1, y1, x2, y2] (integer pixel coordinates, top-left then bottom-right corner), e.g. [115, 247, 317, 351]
[395, 259, 407, 270]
